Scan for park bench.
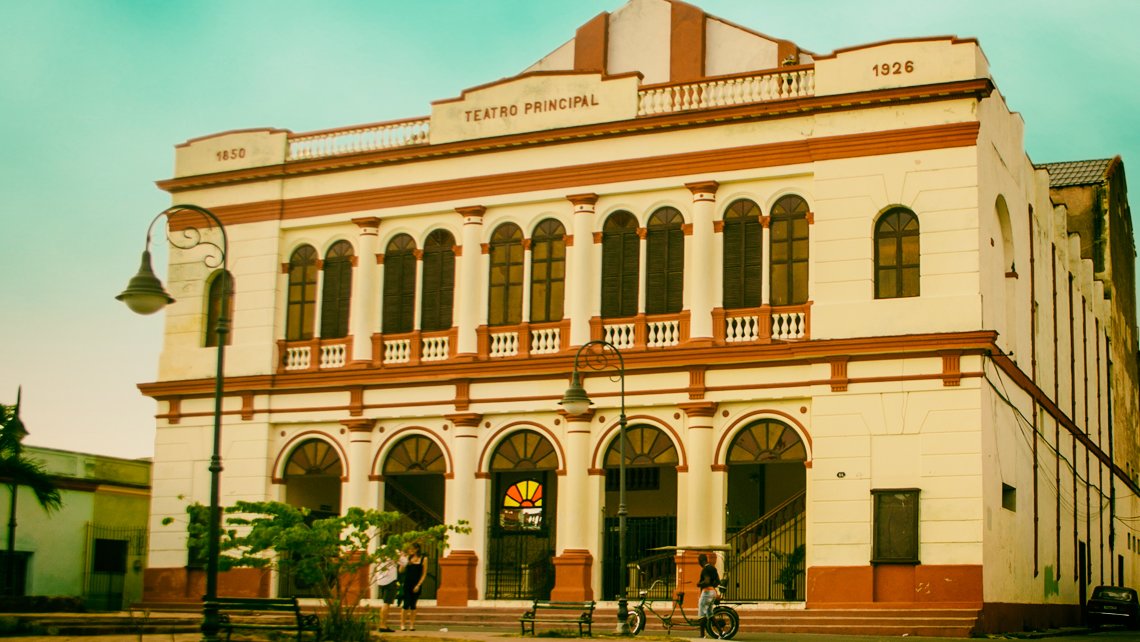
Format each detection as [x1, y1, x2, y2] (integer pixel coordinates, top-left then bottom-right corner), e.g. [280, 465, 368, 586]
[215, 596, 321, 641]
[519, 599, 596, 636]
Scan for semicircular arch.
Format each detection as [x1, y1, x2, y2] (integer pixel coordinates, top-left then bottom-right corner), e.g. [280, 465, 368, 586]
[715, 409, 812, 468]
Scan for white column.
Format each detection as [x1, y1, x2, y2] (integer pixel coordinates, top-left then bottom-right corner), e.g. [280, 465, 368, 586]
[456, 206, 485, 356]
[567, 194, 598, 346]
[444, 413, 481, 551]
[521, 239, 532, 324]
[412, 253, 424, 329]
[761, 216, 772, 306]
[558, 411, 595, 551]
[680, 402, 717, 545]
[685, 182, 718, 341]
[350, 217, 381, 362]
[342, 419, 375, 512]
[637, 226, 647, 314]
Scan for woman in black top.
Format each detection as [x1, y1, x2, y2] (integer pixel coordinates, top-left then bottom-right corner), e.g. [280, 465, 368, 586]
[400, 542, 427, 631]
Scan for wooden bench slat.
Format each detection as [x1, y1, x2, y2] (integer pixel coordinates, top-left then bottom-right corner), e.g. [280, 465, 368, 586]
[215, 597, 320, 642]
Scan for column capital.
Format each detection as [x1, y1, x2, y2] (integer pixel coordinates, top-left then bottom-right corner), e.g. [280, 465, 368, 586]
[679, 401, 718, 418]
[351, 217, 382, 234]
[558, 408, 597, 422]
[340, 418, 376, 433]
[685, 181, 720, 201]
[456, 205, 486, 221]
[567, 193, 600, 208]
[445, 412, 484, 428]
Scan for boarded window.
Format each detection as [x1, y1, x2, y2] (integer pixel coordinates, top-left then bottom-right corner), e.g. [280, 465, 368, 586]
[722, 199, 762, 309]
[769, 195, 809, 306]
[872, 488, 919, 563]
[530, 219, 566, 323]
[488, 223, 524, 326]
[382, 234, 416, 334]
[320, 240, 354, 338]
[601, 211, 640, 318]
[204, 270, 233, 347]
[646, 207, 684, 314]
[420, 230, 455, 332]
[875, 208, 920, 299]
[286, 245, 318, 341]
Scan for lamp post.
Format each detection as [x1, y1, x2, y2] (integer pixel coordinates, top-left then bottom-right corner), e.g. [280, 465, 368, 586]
[559, 340, 629, 634]
[117, 204, 229, 642]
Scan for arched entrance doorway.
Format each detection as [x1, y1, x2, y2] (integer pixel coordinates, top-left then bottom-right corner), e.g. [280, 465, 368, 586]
[724, 419, 806, 600]
[280, 438, 343, 597]
[602, 424, 679, 599]
[382, 434, 446, 600]
[486, 429, 559, 600]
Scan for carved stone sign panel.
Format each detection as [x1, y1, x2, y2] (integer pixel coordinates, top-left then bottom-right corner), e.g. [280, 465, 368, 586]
[430, 72, 640, 145]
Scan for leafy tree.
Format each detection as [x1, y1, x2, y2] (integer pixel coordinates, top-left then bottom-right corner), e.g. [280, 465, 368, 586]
[1, 391, 63, 596]
[217, 501, 468, 641]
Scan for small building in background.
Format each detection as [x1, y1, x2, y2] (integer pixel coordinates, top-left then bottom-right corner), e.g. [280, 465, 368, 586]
[1, 446, 151, 610]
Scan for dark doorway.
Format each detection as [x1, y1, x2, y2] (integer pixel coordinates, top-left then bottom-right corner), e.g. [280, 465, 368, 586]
[383, 434, 447, 600]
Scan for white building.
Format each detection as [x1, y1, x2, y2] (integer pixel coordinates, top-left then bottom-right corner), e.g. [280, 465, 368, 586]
[137, 0, 1138, 633]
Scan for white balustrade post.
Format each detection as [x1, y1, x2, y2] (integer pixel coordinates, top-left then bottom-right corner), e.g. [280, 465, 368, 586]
[455, 206, 486, 356]
[350, 217, 381, 362]
[685, 181, 718, 342]
[567, 194, 598, 347]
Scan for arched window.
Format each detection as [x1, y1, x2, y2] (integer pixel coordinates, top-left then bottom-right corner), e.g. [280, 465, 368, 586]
[420, 230, 455, 332]
[530, 219, 566, 324]
[769, 195, 809, 306]
[204, 270, 233, 347]
[646, 207, 684, 314]
[874, 208, 920, 299]
[601, 211, 639, 318]
[488, 223, 524, 326]
[320, 240, 354, 339]
[722, 199, 762, 309]
[382, 234, 416, 334]
[286, 245, 318, 341]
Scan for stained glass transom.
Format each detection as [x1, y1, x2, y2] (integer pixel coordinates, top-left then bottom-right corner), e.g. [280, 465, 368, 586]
[727, 420, 806, 463]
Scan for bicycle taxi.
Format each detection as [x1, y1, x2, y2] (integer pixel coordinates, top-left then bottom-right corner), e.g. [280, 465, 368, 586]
[626, 545, 747, 639]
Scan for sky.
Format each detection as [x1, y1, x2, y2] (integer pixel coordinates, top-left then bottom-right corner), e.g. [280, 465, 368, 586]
[1, 0, 1137, 461]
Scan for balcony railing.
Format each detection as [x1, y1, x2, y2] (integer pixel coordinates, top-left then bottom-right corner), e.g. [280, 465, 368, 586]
[277, 337, 353, 373]
[281, 67, 815, 162]
[478, 320, 569, 359]
[591, 312, 690, 350]
[715, 303, 812, 345]
[637, 65, 815, 116]
[274, 307, 812, 374]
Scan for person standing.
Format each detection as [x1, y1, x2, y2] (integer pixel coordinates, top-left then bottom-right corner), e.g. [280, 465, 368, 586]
[400, 543, 427, 631]
[375, 552, 404, 633]
[696, 553, 721, 638]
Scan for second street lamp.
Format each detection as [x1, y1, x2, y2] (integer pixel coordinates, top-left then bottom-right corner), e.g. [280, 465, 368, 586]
[117, 204, 230, 642]
[560, 340, 629, 634]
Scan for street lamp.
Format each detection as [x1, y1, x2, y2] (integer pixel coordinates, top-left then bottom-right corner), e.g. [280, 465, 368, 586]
[559, 340, 629, 634]
[117, 204, 229, 642]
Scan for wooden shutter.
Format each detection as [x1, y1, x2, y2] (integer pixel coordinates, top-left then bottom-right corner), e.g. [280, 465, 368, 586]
[421, 231, 455, 332]
[647, 208, 683, 315]
[382, 236, 416, 334]
[602, 212, 639, 318]
[320, 241, 354, 339]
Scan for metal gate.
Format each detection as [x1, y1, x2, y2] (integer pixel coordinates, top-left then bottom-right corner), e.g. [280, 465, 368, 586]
[85, 525, 146, 610]
[486, 529, 554, 600]
[603, 516, 676, 600]
[725, 491, 805, 601]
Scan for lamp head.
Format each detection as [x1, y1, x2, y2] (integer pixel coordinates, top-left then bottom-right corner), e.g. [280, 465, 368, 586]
[559, 370, 593, 415]
[117, 250, 175, 315]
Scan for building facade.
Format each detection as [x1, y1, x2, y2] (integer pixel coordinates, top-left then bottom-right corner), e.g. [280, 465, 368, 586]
[138, 0, 1139, 631]
[1, 446, 151, 609]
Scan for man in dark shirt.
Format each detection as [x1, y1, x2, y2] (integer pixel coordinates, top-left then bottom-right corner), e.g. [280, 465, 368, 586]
[696, 553, 720, 638]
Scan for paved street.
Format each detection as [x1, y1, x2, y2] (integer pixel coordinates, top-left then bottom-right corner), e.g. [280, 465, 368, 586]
[3, 625, 1139, 642]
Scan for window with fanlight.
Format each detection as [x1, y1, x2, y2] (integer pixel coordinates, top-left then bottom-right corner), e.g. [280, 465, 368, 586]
[530, 219, 566, 324]
[320, 240, 354, 338]
[874, 208, 920, 299]
[420, 230, 456, 332]
[769, 194, 809, 306]
[204, 269, 233, 347]
[488, 223, 524, 326]
[382, 234, 417, 334]
[286, 245, 318, 341]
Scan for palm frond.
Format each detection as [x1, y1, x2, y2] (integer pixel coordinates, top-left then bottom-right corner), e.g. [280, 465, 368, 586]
[0, 457, 62, 512]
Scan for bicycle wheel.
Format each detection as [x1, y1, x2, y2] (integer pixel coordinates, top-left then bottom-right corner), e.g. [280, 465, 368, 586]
[707, 606, 739, 639]
[626, 606, 647, 635]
